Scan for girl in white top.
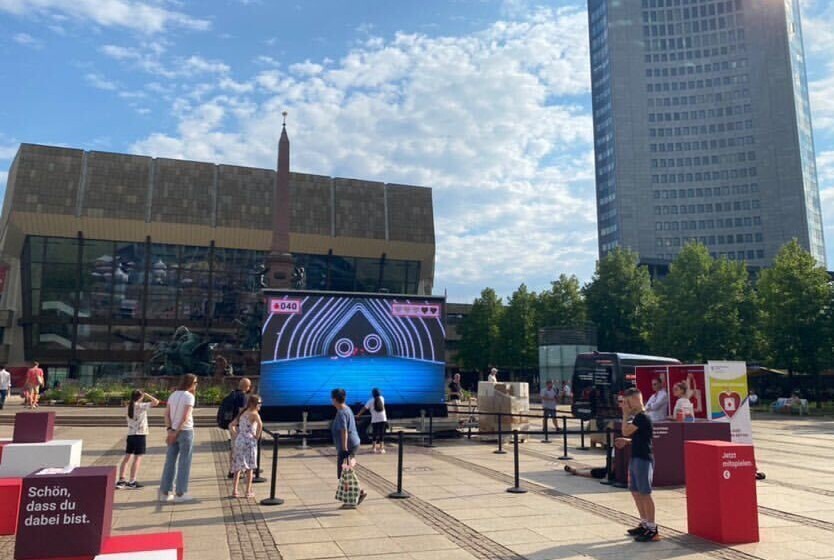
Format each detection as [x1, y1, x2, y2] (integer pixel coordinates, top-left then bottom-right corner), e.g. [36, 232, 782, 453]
[357, 388, 387, 454]
[159, 374, 198, 503]
[670, 381, 695, 422]
[117, 390, 159, 489]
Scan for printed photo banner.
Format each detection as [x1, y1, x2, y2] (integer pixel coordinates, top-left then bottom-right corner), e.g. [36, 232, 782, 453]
[706, 361, 753, 444]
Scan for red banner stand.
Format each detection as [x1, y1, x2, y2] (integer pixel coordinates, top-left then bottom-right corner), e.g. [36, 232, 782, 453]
[685, 440, 759, 544]
[0, 478, 23, 535]
[100, 532, 184, 560]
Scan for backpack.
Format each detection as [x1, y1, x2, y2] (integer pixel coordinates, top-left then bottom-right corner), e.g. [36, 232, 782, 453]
[217, 390, 241, 429]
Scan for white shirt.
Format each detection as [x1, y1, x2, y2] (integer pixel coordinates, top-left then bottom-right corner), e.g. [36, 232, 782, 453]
[645, 388, 669, 423]
[562, 384, 572, 397]
[127, 402, 152, 436]
[488, 373, 497, 383]
[167, 390, 195, 431]
[673, 397, 694, 420]
[541, 388, 558, 410]
[0, 369, 10, 390]
[365, 397, 387, 423]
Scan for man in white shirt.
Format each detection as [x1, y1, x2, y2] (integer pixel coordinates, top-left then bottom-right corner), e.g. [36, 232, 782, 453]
[0, 365, 11, 410]
[540, 380, 561, 432]
[644, 377, 668, 423]
[487, 368, 498, 383]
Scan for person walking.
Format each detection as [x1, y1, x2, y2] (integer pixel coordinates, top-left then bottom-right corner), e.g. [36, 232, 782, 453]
[0, 365, 10, 410]
[644, 377, 668, 423]
[561, 381, 573, 404]
[615, 387, 659, 542]
[217, 377, 252, 478]
[331, 388, 366, 508]
[159, 374, 198, 503]
[448, 373, 463, 424]
[540, 380, 561, 433]
[357, 388, 387, 454]
[25, 362, 44, 409]
[230, 394, 263, 499]
[117, 390, 160, 489]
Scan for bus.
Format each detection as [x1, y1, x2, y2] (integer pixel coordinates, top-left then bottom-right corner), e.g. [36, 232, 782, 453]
[571, 352, 680, 421]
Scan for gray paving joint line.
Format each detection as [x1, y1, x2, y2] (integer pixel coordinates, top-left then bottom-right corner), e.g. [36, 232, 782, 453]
[209, 429, 284, 560]
[418, 446, 768, 560]
[315, 448, 526, 560]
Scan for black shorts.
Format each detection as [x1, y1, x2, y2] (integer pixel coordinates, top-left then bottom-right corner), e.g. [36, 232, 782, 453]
[543, 408, 557, 418]
[125, 434, 147, 456]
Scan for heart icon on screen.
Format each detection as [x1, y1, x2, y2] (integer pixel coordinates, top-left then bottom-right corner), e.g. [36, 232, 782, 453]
[421, 306, 428, 314]
[719, 391, 742, 418]
[430, 307, 437, 314]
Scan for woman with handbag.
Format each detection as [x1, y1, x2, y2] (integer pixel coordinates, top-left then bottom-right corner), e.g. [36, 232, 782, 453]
[331, 388, 367, 509]
[159, 374, 198, 503]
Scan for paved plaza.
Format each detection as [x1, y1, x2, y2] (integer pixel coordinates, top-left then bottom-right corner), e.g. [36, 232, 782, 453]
[1, 411, 833, 560]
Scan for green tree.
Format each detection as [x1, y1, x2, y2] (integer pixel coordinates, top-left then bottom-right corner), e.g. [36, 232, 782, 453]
[498, 284, 539, 369]
[456, 287, 504, 371]
[757, 240, 832, 406]
[537, 274, 587, 329]
[583, 248, 655, 353]
[651, 243, 757, 362]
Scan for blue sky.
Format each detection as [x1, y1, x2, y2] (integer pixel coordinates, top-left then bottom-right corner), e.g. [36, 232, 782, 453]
[1, 0, 833, 302]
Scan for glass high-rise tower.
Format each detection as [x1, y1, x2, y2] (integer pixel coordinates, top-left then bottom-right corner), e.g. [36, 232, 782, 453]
[588, 0, 826, 266]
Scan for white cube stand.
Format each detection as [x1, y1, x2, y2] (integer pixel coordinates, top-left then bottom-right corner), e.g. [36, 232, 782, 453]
[0, 439, 82, 477]
[95, 551, 177, 560]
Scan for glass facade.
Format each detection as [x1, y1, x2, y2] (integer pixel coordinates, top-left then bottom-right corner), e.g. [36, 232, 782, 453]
[20, 235, 421, 382]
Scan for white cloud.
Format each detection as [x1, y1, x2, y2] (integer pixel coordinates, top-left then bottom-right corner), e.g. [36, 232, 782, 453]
[100, 43, 230, 79]
[0, 0, 210, 34]
[130, 6, 596, 300]
[12, 32, 42, 47]
[84, 72, 119, 91]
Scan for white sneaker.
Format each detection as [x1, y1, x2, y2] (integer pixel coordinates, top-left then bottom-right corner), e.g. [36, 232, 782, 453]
[380, 448, 386, 454]
[158, 491, 174, 503]
[174, 493, 196, 503]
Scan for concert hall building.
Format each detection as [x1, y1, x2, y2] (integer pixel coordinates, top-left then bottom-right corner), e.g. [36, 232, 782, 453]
[0, 141, 435, 384]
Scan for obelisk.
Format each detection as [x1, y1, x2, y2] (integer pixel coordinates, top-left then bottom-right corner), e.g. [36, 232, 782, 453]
[265, 111, 294, 288]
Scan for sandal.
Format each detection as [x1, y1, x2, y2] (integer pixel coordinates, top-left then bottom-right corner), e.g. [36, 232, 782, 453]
[246, 491, 256, 499]
[231, 490, 240, 498]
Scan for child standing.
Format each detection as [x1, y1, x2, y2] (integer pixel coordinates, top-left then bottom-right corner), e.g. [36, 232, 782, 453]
[358, 388, 387, 454]
[230, 395, 263, 498]
[117, 390, 160, 489]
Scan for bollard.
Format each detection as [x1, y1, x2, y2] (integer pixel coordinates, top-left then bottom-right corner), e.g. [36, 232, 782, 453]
[600, 428, 615, 486]
[576, 419, 590, 451]
[260, 434, 285, 505]
[297, 411, 309, 451]
[506, 430, 528, 494]
[426, 409, 436, 448]
[388, 431, 410, 499]
[558, 416, 573, 460]
[253, 434, 267, 483]
[541, 414, 551, 444]
[494, 413, 507, 454]
[420, 409, 427, 446]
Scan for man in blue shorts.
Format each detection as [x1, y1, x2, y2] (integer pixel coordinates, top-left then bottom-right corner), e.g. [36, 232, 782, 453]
[615, 387, 659, 542]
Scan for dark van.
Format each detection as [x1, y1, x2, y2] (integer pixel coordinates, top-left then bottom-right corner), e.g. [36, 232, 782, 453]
[571, 352, 680, 421]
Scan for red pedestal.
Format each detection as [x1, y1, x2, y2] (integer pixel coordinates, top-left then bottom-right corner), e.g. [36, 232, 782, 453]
[0, 439, 11, 462]
[0, 478, 23, 535]
[685, 440, 759, 544]
[101, 532, 185, 560]
[13, 412, 56, 444]
[15, 466, 116, 560]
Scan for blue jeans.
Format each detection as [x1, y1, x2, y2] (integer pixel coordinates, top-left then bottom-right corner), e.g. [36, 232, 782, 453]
[0, 389, 7, 409]
[160, 430, 194, 495]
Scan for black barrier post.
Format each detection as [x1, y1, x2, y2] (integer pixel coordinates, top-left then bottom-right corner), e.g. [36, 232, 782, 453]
[541, 414, 551, 443]
[576, 419, 590, 451]
[507, 430, 528, 494]
[558, 416, 573, 460]
[600, 428, 615, 486]
[426, 409, 436, 448]
[253, 434, 267, 483]
[388, 431, 410, 499]
[494, 413, 507, 454]
[260, 435, 285, 506]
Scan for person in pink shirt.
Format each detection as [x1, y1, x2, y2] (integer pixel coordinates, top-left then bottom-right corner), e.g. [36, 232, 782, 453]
[25, 361, 44, 409]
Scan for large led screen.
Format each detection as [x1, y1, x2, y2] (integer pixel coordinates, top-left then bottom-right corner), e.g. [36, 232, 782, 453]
[260, 291, 446, 418]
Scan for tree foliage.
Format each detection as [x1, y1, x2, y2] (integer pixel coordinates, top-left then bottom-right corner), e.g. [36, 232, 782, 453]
[537, 274, 586, 329]
[456, 287, 504, 371]
[583, 248, 654, 353]
[757, 240, 832, 399]
[498, 284, 539, 369]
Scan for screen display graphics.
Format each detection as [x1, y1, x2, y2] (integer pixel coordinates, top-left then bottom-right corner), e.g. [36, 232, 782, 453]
[261, 291, 446, 418]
